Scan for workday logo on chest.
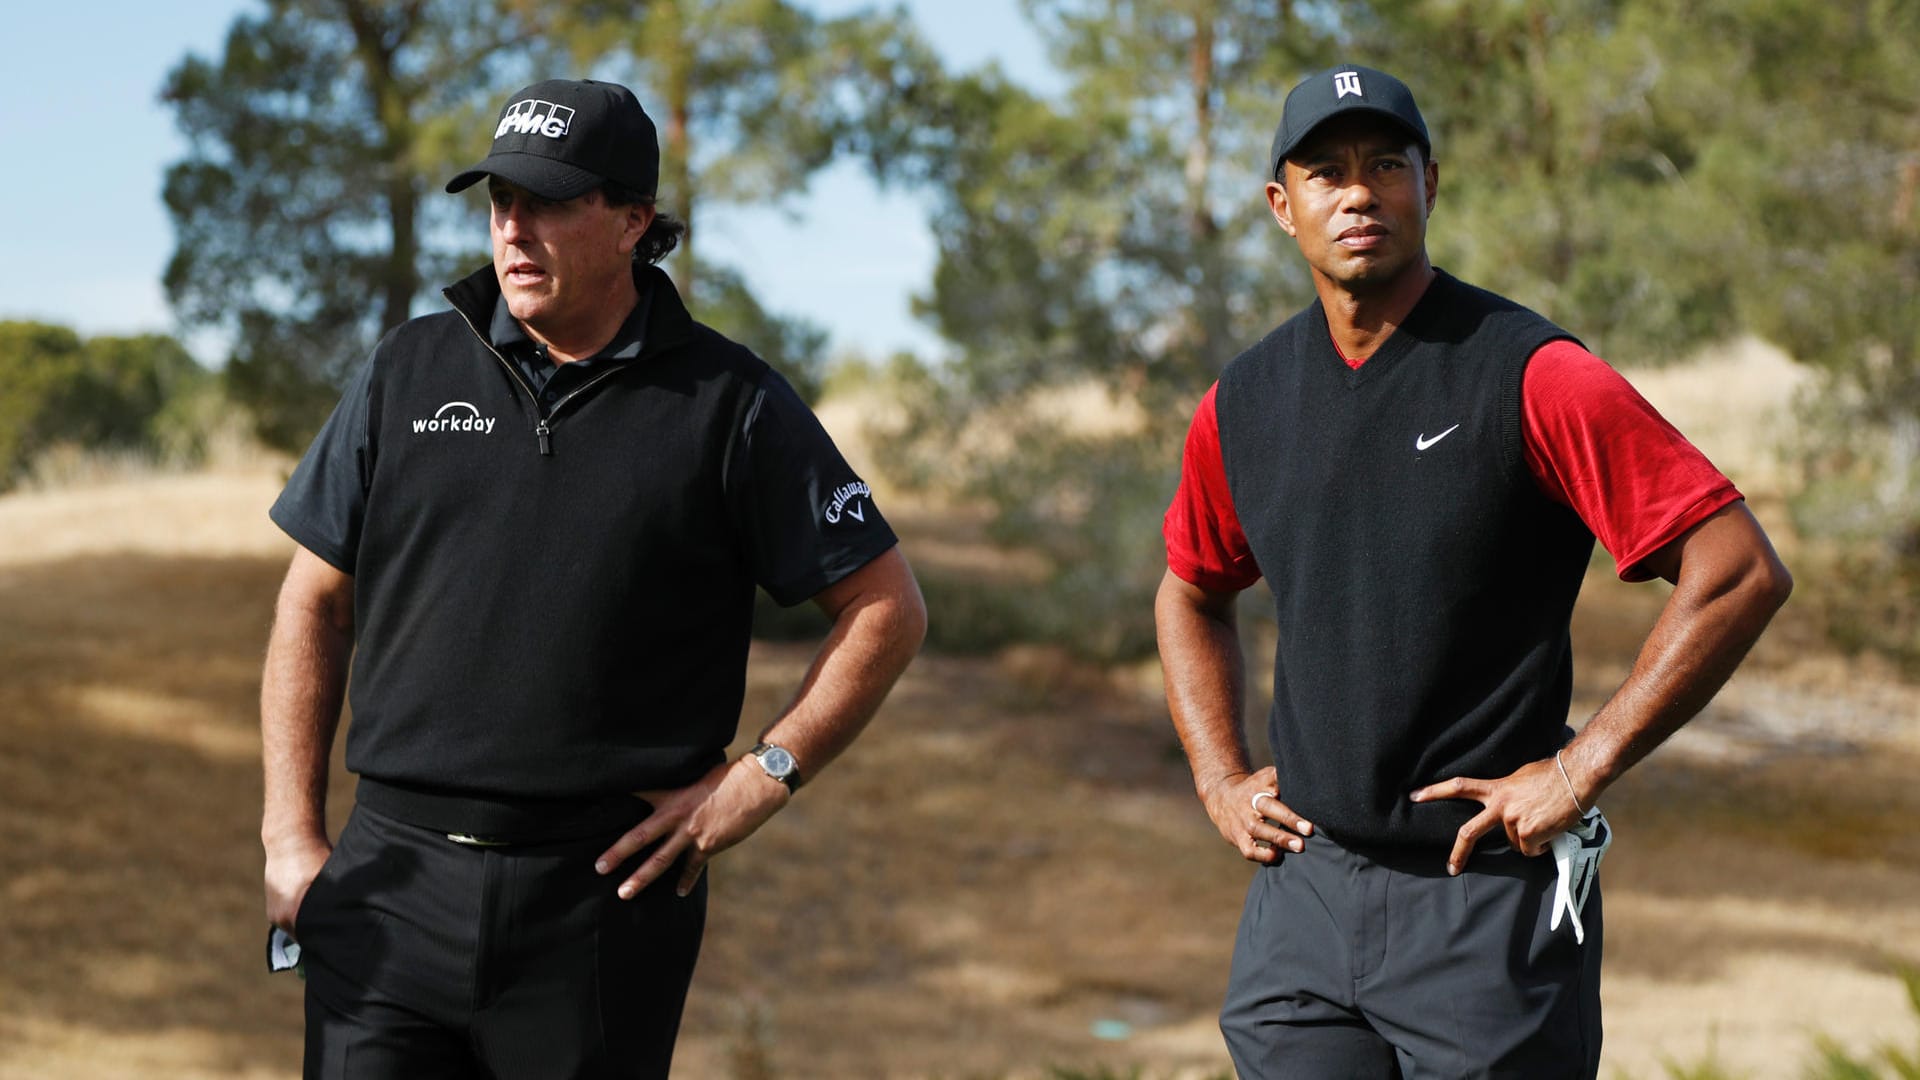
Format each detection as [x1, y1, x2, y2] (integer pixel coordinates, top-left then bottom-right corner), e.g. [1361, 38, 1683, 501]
[412, 401, 497, 436]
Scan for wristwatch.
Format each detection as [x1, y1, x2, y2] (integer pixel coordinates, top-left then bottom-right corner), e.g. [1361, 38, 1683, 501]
[749, 742, 801, 791]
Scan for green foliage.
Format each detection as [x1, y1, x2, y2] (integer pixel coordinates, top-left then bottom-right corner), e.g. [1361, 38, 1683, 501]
[56, 334, 208, 451]
[911, 573, 1048, 656]
[554, 0, 928, 402]
[1744, 0, 1920, 664]
[873, 1, 1338, 659]
[1637, 968, 1920, 1080]
[874, 0, 1919, 662]
[1658, 1051, 1748, 1080]
[1805, 1047, 1882, 1080]
[1800, 967, 1920, 1080]
[0, 322, 215, 489]
[161, 0, 552, 453]
[162, 0, 911, 454]
[0, 322, 83, 484]
[561, 0, 851, 210]
[156, 0, 1920, 662]
[966, 427, 1177, 659]
[1393, 1, 1729, 361]
[1338, 0, 1920, 664]
[692, 261, 829, 403]
[905, 1, 1331, 406]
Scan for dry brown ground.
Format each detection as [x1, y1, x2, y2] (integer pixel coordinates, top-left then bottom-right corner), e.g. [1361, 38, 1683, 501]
[2, 344, 1917, 1078]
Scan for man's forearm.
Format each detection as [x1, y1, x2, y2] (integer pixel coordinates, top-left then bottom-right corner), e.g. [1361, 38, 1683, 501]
[760, 547, 926, 782]
[1155, 570, 1253, 798]
[261, 561, 355, 852]
[1564, 503, 1791, 804]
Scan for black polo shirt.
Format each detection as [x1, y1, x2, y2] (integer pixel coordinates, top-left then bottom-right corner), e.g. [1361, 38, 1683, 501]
[274, 270, 888, 602]
[490, 289, 649, 406]
[269, 263, 897, 833]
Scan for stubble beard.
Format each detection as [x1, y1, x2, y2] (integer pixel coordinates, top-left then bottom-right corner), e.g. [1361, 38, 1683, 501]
[1321, 241, 1423, 297]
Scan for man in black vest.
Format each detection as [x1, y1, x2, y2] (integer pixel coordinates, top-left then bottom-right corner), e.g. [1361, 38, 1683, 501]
[1156, 65, 1791, 1077]
[259, 79, 927, 1078]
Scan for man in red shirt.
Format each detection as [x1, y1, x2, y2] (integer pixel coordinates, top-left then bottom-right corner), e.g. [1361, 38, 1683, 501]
[1157, 64, 1791, 1078]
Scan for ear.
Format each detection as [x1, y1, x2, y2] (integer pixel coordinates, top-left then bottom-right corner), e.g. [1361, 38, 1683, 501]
[619, 202, 656, 256]
[1424, 156, 1439, 216]
[1266, 177, 1298, 238]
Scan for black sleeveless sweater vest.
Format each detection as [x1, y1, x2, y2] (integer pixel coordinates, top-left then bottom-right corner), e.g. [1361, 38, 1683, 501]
[344, 264, 768, 806]
[1216, 270, 1595, 849]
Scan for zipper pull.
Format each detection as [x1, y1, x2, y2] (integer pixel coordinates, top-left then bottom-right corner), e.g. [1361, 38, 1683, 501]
[536, 419, 552, 456]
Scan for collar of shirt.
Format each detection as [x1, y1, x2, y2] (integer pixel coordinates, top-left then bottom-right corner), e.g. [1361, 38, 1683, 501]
[489, 277, 654, 400]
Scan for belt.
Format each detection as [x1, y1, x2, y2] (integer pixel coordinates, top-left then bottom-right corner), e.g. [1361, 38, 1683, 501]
[357, 778, 650, 846]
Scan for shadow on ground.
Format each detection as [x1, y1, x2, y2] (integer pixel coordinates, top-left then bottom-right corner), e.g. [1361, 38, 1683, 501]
[0, 553, 315, 1074]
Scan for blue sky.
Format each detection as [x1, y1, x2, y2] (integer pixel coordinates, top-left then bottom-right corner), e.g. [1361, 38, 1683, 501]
[5, 1, 1060, 364]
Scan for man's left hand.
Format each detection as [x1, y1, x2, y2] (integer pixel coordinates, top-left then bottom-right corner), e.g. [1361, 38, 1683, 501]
[1410, 758, 1585, 875]
[594, 757, 791, 899]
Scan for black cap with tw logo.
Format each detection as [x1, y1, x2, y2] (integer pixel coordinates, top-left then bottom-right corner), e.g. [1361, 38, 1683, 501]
[1268, 65, 1430, 182]
[446, 79, 659, 202]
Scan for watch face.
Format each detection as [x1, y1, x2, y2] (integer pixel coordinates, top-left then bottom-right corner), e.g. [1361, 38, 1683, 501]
[759, 746, 796, 778]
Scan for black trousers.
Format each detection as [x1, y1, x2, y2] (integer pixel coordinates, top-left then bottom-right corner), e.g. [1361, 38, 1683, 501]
[294, 804, 707, 1079]
[1220, 833, 1603, 1079]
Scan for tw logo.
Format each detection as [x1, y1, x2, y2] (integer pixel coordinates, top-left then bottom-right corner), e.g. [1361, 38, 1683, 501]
[1333, 71, 1364, 99]
[496, 99, 576, 140]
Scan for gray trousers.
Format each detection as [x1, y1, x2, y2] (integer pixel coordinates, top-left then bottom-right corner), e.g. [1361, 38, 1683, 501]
[1220, 833, 1602, 1079]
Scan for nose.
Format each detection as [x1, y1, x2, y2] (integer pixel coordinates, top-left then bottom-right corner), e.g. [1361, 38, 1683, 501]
[1337, 175, 1379, 215]
[494, 197, 528, 242]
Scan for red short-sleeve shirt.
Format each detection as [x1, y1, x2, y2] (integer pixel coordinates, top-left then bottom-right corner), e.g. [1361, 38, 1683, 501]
[1164, 339, 1742, 590]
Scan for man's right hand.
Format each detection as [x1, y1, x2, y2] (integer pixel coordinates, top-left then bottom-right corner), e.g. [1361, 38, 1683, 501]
[1201, 765, 1313, 864]
[264, 837, 333, 938]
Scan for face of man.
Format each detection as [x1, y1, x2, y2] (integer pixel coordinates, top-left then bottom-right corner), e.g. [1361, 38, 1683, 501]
[489, 179, 651, 342]
[1266, 114, 1438, 295]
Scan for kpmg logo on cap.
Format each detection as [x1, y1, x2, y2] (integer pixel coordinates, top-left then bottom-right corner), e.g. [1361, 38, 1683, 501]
[496, 98, 576, 140]
[1333, 71, 1364, 99]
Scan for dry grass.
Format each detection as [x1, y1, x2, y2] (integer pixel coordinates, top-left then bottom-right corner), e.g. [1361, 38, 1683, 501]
[2, 341, 1916, 1078]
[0, 474, 303, 1079]
[1618, 336, 1811, 501]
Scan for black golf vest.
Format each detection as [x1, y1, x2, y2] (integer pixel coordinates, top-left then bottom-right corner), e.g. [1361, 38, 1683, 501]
[343, 265, 769, 804]
[1216, 271, 1595, 848]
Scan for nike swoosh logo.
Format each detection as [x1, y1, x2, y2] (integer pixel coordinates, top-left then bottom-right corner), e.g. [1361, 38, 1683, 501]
[1415, 423, 1461, 451]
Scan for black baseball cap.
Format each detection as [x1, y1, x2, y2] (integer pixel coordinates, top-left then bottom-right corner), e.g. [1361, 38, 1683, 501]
[446, 79, 659, 201]
[1268, 65, 1430, 181]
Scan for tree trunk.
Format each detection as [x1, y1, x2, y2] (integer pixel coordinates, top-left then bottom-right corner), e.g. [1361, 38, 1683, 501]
[383, 174, 419, 333]
[1525, 0, 1573, 289]
[341, 0, 421, 334]
[669, 95, 693, 298]
[1184, 7, 1232, 380]
[1184, 12, 1216, 245]
[664, 3, 696, 300]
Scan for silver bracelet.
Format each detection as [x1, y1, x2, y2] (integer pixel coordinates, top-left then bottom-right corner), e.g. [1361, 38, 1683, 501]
[1555, 751, 1587, 815]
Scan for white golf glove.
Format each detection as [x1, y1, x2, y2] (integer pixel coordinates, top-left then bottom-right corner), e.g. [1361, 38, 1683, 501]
[1548, 807, 1611, 945]
[267, 926, 304, 976]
